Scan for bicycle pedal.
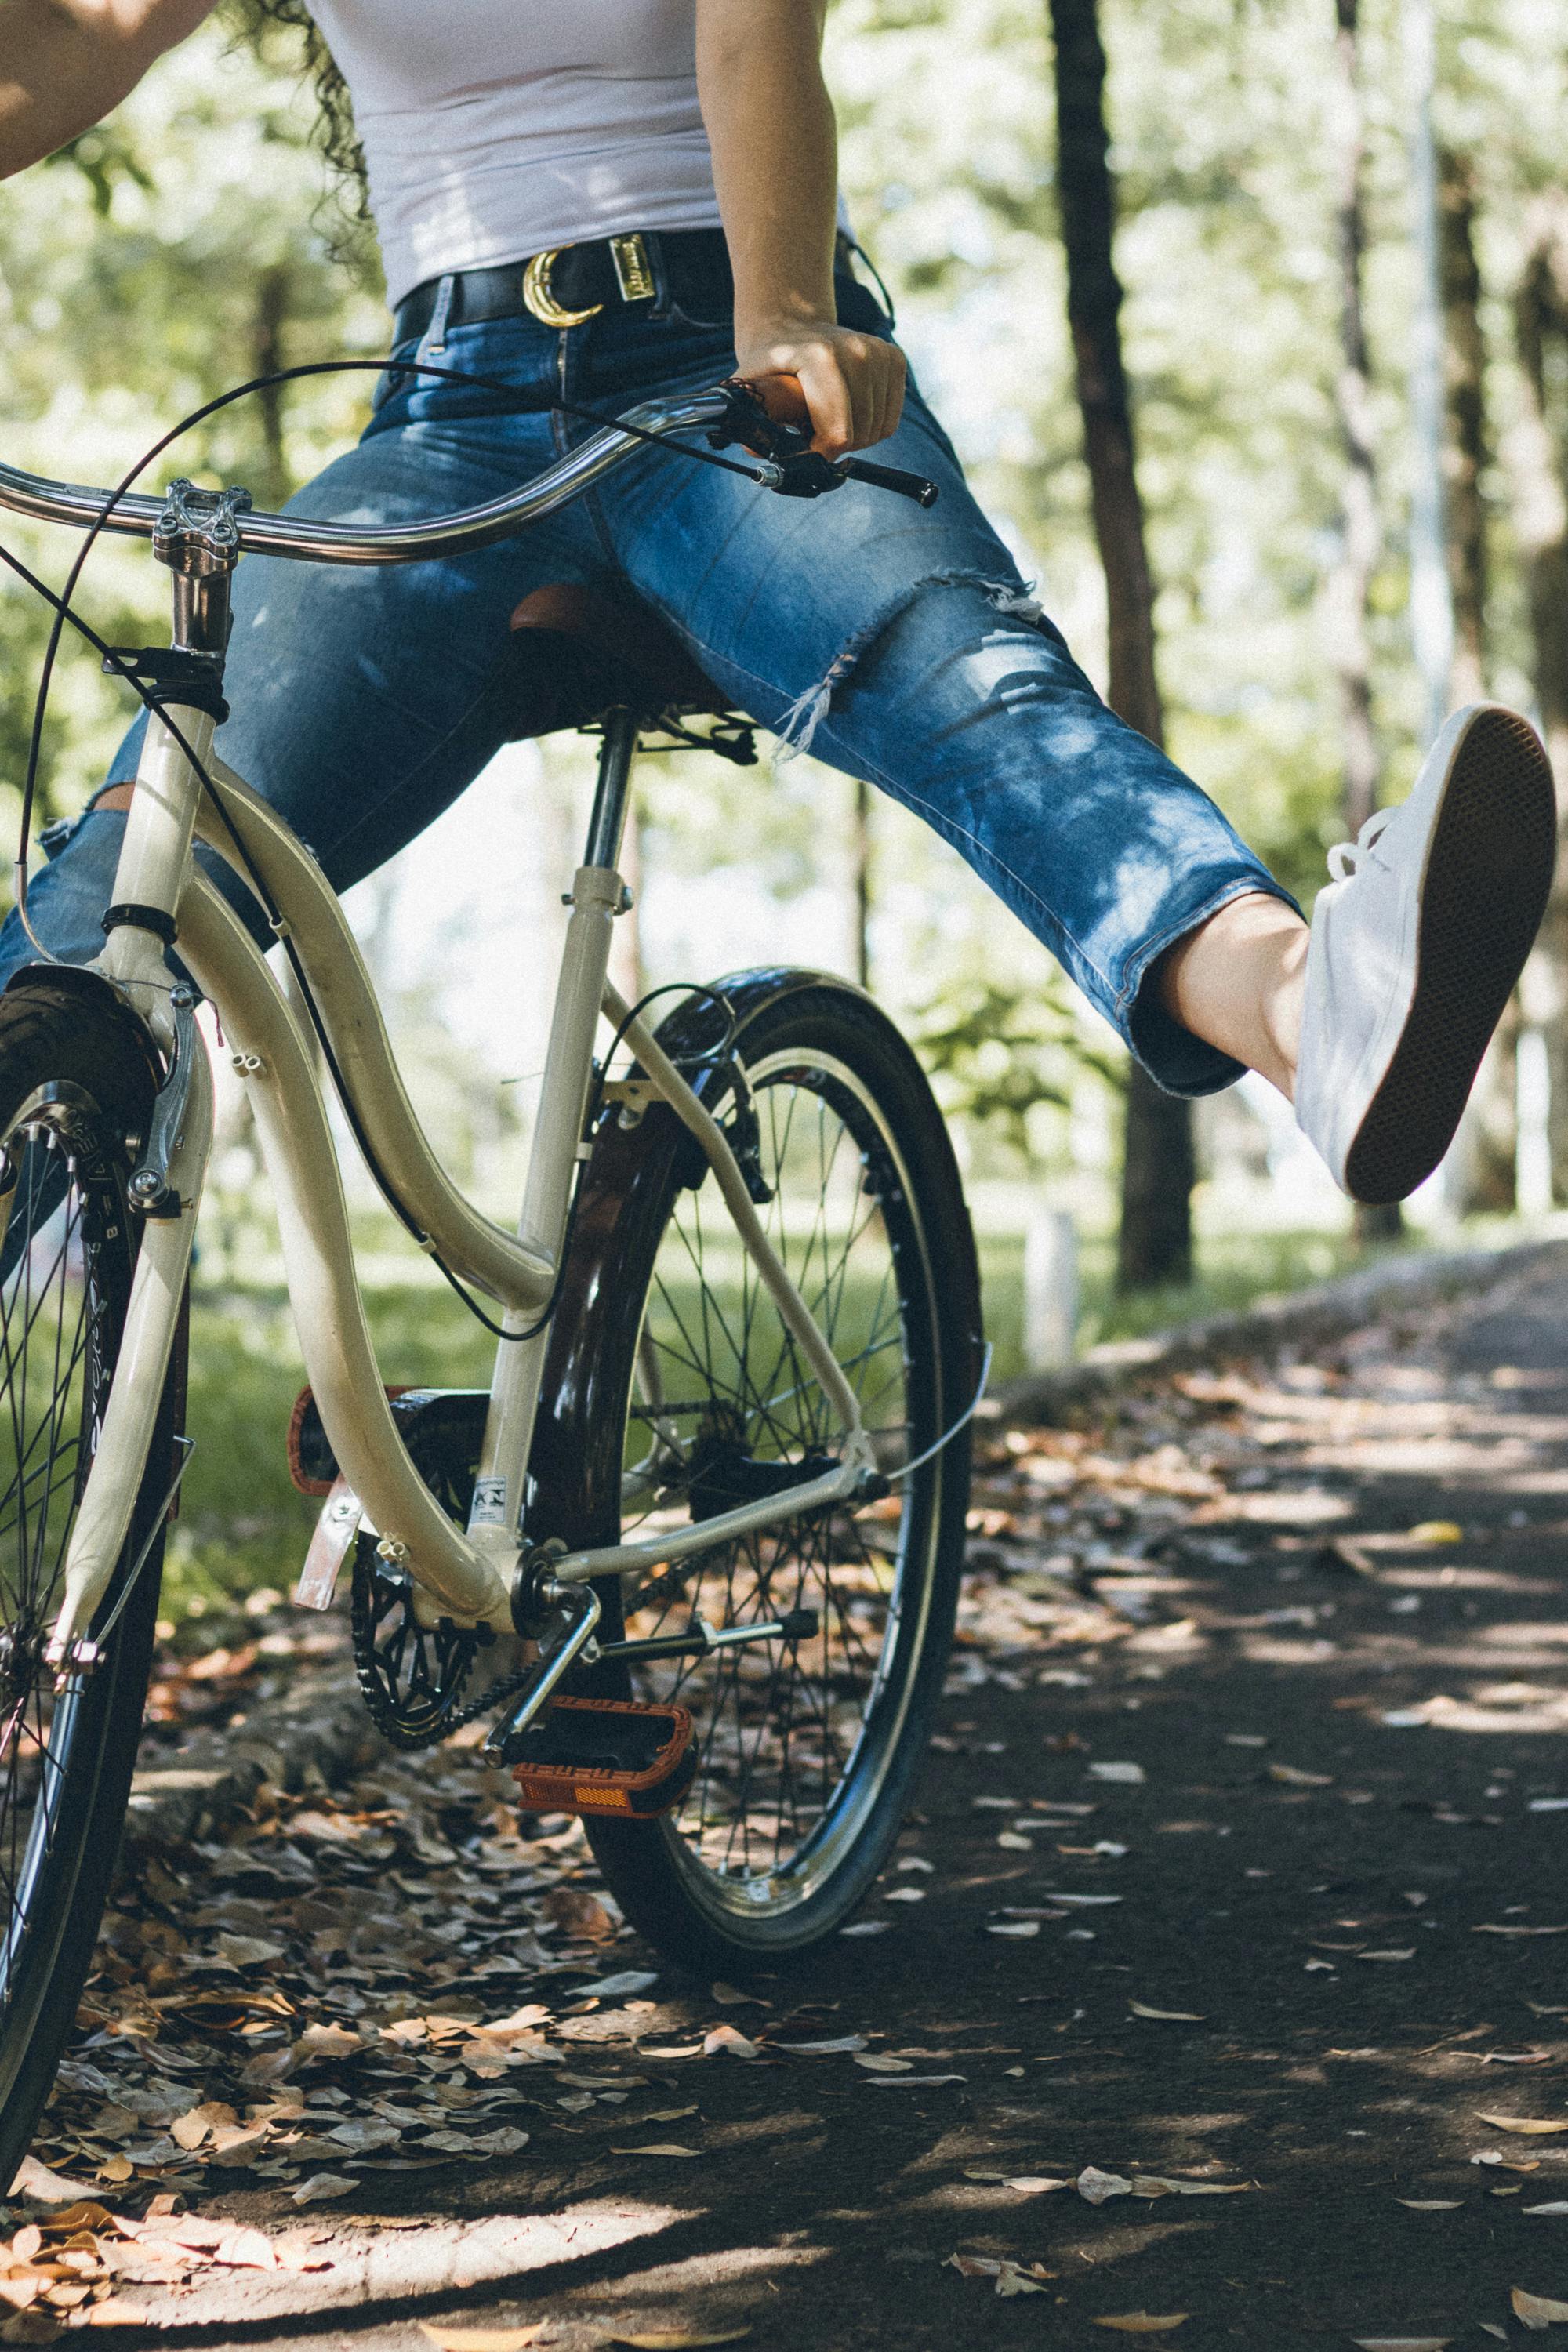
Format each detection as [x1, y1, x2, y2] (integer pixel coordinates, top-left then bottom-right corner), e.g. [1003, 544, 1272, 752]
[510, 1696, 695, 1820]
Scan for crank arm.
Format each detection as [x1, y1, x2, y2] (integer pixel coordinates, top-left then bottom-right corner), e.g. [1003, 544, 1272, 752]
[483, 1578, 602, 1764]
[596, 1607, 819, 1666]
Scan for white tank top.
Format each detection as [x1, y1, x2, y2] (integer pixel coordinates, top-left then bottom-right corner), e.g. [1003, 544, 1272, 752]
[309, 0, 725, 308]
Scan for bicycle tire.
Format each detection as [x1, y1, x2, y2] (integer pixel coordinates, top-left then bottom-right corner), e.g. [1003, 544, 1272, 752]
[0, 975, 183, 2184]
[530, 972, 982, 1970]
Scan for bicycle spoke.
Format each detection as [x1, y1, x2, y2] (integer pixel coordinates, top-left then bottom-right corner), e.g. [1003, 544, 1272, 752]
[618, 1041, 941, 1907]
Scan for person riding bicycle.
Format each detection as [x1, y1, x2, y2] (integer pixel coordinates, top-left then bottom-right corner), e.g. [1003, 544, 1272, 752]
[0, 0, 1555, 1205]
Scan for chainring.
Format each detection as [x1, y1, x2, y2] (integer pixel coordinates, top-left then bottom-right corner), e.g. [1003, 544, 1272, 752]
[350, 1541, 486, 1751]
[348, 1390, 494, 1751]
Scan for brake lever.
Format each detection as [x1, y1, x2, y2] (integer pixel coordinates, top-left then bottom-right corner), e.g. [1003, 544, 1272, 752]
[710, 382, 940, 508]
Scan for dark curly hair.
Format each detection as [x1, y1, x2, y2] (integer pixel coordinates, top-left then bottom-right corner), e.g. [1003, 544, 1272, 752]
[225, 0, 372, 238]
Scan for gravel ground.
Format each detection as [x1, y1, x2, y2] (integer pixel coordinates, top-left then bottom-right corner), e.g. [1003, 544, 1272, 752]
[11, 1243, 1568, 2350]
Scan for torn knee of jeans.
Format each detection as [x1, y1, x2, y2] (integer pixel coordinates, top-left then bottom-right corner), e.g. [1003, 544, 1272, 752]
[774, 569, 1057, 757]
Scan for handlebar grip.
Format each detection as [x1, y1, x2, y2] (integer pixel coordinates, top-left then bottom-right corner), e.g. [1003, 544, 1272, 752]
[837, 457, 940, 509]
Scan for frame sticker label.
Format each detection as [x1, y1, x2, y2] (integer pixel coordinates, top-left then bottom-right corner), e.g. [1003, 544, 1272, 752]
[470, 1475, 508, 1529]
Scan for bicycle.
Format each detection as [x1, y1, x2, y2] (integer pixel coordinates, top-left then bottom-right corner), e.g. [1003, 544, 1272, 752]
[0, 371, 983, 2179]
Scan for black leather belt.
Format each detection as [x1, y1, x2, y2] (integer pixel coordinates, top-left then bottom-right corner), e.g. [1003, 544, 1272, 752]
[394, 227, 735, 345]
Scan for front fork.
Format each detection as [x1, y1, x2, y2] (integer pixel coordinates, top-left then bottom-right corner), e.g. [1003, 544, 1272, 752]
[45, 485, 236, 1666]
[43, 687, 220, 1669]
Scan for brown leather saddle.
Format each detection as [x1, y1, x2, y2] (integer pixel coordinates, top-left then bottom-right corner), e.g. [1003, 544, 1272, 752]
[504, 583, 753, 757]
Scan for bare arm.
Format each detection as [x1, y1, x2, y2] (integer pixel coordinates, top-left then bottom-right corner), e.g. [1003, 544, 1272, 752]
[0, 0, 214, 181]
[696, 0, 905, 456]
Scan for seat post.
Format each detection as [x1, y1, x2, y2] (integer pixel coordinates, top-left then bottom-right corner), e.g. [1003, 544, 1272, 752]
[583, 706, 640, 870]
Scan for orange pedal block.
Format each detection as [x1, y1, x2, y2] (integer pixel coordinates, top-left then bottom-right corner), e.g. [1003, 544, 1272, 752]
[510, 1696, 696, 1820]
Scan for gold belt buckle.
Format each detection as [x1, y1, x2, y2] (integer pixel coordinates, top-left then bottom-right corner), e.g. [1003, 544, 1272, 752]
[522, 233, 656, 328]
[522, 246, 603, 330]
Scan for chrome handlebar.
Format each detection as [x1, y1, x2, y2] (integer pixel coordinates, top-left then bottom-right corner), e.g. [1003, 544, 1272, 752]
[0, 390, 739, 568]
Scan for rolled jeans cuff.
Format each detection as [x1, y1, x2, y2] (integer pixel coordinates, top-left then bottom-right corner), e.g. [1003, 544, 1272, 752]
[1120, 873, 1304, 1099]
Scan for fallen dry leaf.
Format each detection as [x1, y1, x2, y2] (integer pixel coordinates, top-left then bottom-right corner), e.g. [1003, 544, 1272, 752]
[1091, 2317, 1188, 2335]
[212, 2227, 278, 2271]
[985, 1922, 1040, 1939]
[1515, 2287, 1568, 2328]
[608, 2332, 751, 2350]
[1477, 2117, 1568, 2136]
[6, 2161, 97, 2207]
[1406, 1520, 1463, 1544]
[1397, 2201, 1462, 2212]
[945, 2254, 1051, 2297]
[701, 2027, 761, 2061]
[543, 1887, 616, 1943]
[1129, 2002, 1205, 2023]
[295, 2021, 361, 2062]
[609, 2145, 702, 2159]
[1474, 1926, 1568, 1938]
[1358, 1951, 1417, 1964]
[1526, 2205, 1568, 2217]
[1077, 2166, 1133, 2204]
[1131, 2176, 1252, 2198]
[419, 2328, 552, 2352]
[853, 2053, 913, 2074]
[1269, 1764, 1334, 1788]
[289, 2174, 358, 2208]
[1351, 2339, 1452, 2350]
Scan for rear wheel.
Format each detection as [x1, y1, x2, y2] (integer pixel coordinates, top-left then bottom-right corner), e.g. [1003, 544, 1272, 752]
[531, 976, 981, 1969]
[0, 978, 182, 2183]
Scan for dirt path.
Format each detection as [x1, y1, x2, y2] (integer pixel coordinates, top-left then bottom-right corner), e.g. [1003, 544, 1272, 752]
[19, 1247, 1568, 2350]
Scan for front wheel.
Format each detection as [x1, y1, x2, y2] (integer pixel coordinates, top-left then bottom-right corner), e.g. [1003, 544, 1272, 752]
[530, 975, 982, 1970]
[0, 976, 183, 2184]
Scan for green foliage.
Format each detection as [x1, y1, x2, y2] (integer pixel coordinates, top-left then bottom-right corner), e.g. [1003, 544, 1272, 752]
[44, 129, 154, 217]
[916, 977, 1120, 1160]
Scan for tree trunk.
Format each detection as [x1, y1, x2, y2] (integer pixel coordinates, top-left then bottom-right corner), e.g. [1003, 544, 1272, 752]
[1047, 0, 1192, 1292]
[1327, 0, 1380, 841]
[1508, 199, 1568, 1198]
[1439, 147, 1487, 708]
[1436, 146, 1515, 1213]
[1403, 0, 1454, 746]
[251, 261, 292, 510]
[851, 777, 873, 992]
[1325, 0, 1403, 1245]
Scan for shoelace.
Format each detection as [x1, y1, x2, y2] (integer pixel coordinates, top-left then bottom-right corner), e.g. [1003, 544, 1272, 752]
[1327, 806, 1394, 883]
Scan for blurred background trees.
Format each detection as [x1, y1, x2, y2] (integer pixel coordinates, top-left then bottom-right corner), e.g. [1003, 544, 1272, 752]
[2, 0, 1568, 1598]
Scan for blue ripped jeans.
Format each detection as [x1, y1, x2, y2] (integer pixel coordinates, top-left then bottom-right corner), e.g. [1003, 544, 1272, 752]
[5, 266, 1294, 1094]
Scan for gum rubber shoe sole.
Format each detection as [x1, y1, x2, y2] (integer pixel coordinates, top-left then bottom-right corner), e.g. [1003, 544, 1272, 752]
[1344, 707, 1557, 1206]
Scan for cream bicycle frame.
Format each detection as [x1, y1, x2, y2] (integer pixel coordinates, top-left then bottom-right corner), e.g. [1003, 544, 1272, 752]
[36, 524, 873, 1660]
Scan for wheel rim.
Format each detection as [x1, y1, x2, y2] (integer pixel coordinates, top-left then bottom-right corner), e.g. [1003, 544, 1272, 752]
[0, 1110, 118, 2016]
[615, 1045, 944, 1925]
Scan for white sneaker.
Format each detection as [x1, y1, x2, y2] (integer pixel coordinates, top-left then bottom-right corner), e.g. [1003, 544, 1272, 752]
[1294, 702, 1556, 1204]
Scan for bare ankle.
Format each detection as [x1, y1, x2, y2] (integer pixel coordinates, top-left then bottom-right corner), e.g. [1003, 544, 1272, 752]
[1159, 892, 1308, 1100]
